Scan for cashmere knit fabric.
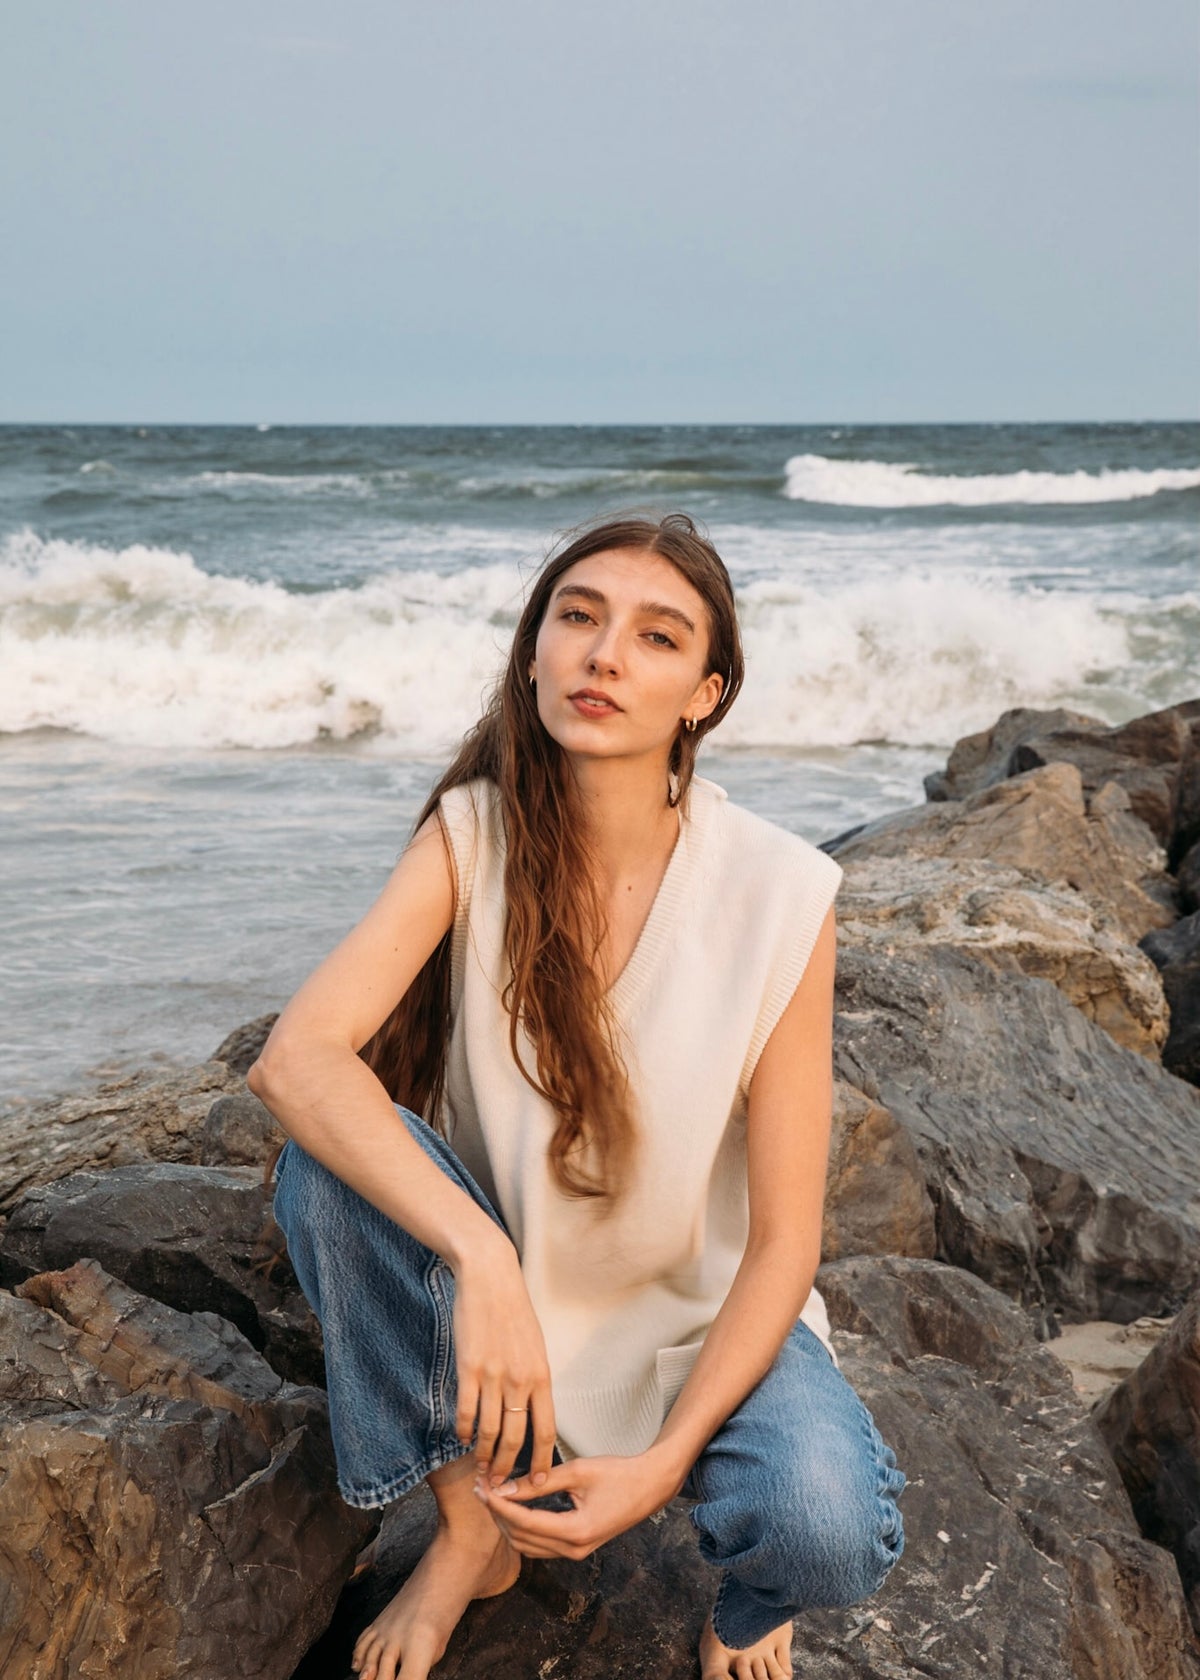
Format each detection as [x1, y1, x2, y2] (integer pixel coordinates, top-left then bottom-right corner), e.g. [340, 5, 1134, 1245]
[436, 775, 844, 1462]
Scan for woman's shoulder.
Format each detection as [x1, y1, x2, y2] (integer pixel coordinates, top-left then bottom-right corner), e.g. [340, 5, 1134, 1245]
[436, 775, 501, 829]
[690, 776, 844, 885]
[435, 777, 504, 878]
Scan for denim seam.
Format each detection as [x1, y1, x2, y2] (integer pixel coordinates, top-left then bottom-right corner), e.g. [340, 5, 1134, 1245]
[850, 1392, 906, 1583]
[426, 1254, 455, 1431]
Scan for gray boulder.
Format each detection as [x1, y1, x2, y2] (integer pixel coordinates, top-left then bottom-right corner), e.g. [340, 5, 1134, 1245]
[832, 942, 1200, 1325]
[1008, 701, 1200, 846]
[1095, 1285, 1200, 1636]
[212, 1012, 279, 1076]
[202, 1089, 287, 1166]
[1141, 911, 1200, 1086]
[832, 760, 1176, 944]
[822, 1079, 937, 1261]
[924, 704, 1106, 802]
[0, 1161, 323, 1389]
[0, 1059, 244, 1216]
[838, 852, 1169, 1057]
[0, 1258, 374, 1680]
[925, 700, 1200, 863]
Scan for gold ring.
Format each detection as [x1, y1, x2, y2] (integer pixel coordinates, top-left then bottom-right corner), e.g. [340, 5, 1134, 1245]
[504, 1405, 528, 1412]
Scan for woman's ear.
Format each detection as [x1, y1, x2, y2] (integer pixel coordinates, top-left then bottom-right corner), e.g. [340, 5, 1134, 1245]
[689, 670, 724, 723]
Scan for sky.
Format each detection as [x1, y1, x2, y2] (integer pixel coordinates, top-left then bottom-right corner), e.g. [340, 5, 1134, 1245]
[2, 0, 1197, 424]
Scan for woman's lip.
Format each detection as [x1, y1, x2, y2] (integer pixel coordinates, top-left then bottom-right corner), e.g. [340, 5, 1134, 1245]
[569, 692, 621, 715]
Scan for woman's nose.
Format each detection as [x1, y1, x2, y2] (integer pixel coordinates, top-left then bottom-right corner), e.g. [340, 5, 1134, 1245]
[586, 627, 621, 674]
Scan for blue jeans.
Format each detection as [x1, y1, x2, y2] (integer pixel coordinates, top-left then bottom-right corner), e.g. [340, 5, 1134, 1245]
[272, 1105, 906, 1649]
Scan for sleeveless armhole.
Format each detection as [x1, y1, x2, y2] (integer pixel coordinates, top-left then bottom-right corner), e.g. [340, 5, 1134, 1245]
[739, 843, 844, 1095]
[435, 781, 485, 1015]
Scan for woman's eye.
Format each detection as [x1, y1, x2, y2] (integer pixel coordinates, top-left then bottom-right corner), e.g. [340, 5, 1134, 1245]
[646, 630, 676, 648]
[562, 608, 592, 624]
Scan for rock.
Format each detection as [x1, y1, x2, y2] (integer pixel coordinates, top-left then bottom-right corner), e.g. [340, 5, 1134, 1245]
[293, 1257, 1200, 1679]
[822, 1080, 937, 1260]
[202, 1089, 286, 1166]
[1179, 840, 1200, 916]
[0, 1258, 374, 1680]
[0, 1058, 244, 1216]
[1172, 722, 1200, 872]
[213, 1013, 279, 1076]
[925, 701, 1200, 860]
[1048, 1315, 1177, 1406]
[1009, 700, 1200, 850]
[1140, 911, 1200, 1087]
[832, 761, 1176, 944]
[924, 705, 1106, 802]
[0, 1162, 323, 1389]
[811, 1257, 1200, 1678]
[838, 853, 1169, 1057]
[833, 942, 1200, 1324]
[1095, 1288, 1200, 1637]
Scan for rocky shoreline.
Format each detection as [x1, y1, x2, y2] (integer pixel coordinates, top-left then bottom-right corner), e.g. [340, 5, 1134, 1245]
[3, 699, 1200, 1678]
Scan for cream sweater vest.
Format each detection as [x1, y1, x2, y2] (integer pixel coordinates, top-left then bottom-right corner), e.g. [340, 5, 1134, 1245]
[437, 776, 844, 1462]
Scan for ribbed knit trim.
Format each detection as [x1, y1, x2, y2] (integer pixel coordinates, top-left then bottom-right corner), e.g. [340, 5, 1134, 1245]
[439, 782, 483, 1017]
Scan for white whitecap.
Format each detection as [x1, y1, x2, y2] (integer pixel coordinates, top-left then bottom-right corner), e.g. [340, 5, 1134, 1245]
[2, 528, 1194, 757]
[782, 454, 1200, 507]
[191, 469, 372, 496]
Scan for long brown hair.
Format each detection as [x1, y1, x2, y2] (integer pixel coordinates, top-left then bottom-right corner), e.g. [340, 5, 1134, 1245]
[363, 512, 743, 1207]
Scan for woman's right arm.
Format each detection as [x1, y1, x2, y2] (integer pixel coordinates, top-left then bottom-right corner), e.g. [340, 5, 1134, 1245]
[247, 813, 556, 1484]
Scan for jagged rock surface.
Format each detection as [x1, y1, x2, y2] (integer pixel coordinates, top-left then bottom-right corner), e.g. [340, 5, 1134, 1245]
[832, 761, 1176, 943]
[201, 1089, 287, 1166]
[925, 700, 1200, 864]
[1008, 700, 1200, 854]
[832, 943, 1200, 1325]
[838, 852, 1169, 1056]
[923, 704, 1106, 802]
[292, 1257, 1200, 1680]
[1141, 911, 1200, 1086]
[1095, 1287, 1200, 1636]
[0, 1161, 323, 1388]
[0, 1059, 244, 1216]
[822, 1079, 937, 1261]
[0, 1259, 374, 1680]
[212, 1012, 279, 1077]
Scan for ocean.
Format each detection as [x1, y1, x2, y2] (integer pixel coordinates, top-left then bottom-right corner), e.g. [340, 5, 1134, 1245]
[2, 421, 1197, 1112]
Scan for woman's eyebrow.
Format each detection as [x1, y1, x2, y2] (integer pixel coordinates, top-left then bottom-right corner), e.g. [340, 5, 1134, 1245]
[555, 583, 695, 635]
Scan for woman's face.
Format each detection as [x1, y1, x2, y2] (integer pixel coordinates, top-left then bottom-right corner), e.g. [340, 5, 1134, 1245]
[529, 547, 723, 769]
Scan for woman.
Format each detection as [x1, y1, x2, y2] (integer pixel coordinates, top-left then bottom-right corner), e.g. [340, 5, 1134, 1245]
[249, 512, 906, 1680]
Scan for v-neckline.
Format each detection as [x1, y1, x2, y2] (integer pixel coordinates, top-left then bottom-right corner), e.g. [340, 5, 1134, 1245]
[604, 780, 714, 1014]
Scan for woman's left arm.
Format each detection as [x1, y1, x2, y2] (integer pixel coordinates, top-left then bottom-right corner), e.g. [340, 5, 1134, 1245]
[479, 904, 837, 1556]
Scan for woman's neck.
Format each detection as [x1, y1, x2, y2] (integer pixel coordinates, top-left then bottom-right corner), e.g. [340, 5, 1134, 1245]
[569, 753, 680, 888]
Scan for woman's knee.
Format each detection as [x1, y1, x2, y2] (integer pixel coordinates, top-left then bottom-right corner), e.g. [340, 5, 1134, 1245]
[775, 1434, 906, 1607]
[694, 1420, 906, 1612]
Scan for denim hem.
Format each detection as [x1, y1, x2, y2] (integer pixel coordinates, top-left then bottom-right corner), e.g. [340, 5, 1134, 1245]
[336, 1436, 476, 1511]
[709, 1577, 794, 1652]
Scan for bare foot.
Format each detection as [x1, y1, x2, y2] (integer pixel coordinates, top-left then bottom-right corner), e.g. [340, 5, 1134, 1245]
[350, 1512, 520, 1680]
[699, 1611, 795, 1680]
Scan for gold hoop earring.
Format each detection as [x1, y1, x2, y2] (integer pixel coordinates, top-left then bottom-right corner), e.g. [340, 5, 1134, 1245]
[685, 717, 698, 734]
[529, 674, 536, 688]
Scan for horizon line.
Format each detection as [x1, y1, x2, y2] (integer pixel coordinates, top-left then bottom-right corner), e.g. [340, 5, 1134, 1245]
[1, 415, 1198, 430]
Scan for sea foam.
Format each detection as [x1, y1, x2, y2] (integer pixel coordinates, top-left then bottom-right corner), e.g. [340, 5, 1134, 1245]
[1, 529, 1184, 755]
[783, 454, 1200, 507]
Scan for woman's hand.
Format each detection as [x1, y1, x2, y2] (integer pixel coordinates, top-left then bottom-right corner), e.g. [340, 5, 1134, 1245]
[451, 1238, 557, 1487]
[472, 1450, 679, 1560]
